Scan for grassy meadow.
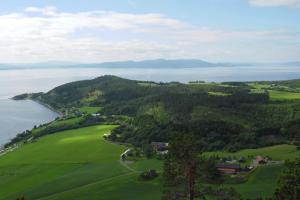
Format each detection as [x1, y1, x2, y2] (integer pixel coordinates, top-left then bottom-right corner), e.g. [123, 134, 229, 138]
[78, 106, 102, 114]
[31, 117, 83, 135]
[228, 165, 285, 199]
[249, 82, 300, 100]
[268, 90, 300, 100]
[0, 125, 162, 200]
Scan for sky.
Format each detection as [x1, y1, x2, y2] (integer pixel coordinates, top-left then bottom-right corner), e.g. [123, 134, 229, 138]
[0, 0, 299, 63]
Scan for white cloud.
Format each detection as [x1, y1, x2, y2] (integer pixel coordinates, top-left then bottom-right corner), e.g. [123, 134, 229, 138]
[249, 0, 300, 7]
[0, 6, 298, 63]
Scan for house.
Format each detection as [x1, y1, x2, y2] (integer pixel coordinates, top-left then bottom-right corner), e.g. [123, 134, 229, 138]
[255, 155, 268, 164]
[216, 163, 241, 174]
[151, 142, 168, 152]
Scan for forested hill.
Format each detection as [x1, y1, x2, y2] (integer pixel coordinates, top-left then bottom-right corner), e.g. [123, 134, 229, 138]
[14, 76, 300, 151]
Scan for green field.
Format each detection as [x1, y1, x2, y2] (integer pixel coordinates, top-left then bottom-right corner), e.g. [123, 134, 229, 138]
[128, 158, 163, 172]
[208, 91, 231, 96]
[78, 106, 102, 114]
[0, 125, 161, 200]
[204, 144, 299, 161]
[229, 165, 284, 199]
[1, 126, 297, 199]
[249, 83, 300, 100]
[203, 144, 299, 199]
[269, 90, 300, 100]
[32, 117, 83, 135]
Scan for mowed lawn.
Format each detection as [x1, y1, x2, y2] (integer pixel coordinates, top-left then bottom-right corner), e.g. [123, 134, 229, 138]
[0, 125, 162, 200]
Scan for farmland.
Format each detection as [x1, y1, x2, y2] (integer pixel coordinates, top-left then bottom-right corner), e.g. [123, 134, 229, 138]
[204, 144, 299, 161]
[78, 106, 102, 114]
[0, 125, 161, 200]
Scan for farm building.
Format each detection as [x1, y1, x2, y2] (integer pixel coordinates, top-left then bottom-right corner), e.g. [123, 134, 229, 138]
[255, 155, 268, 164]
[216, 163, 241, 174]
[151, 142, 168, 152]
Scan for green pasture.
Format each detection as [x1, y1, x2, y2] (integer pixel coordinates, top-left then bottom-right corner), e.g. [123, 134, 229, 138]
[0, 125, 163, 200]
[268, 90, 300, 100]
[128, 158, 163, 172]
[230, 165, 285, 199]
[32, 117, 83, 135]
[78, 106, 102, 114]
[0, 126, 297, 199]
[208, 91, 231, 96]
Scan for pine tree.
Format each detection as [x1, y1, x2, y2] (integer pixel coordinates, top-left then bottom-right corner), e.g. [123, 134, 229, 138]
[162, 134, 201, 200]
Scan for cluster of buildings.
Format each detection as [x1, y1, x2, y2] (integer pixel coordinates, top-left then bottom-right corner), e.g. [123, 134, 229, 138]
[216, 155, 269, 174]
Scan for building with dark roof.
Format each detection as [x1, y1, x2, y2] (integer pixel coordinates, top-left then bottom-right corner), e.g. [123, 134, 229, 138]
[216, 163, 241, 174]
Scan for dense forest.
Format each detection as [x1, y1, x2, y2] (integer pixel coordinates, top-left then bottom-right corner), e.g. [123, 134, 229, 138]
[13, 75, 300, 151]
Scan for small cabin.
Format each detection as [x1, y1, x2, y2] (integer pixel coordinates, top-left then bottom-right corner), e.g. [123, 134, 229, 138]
[255, 155, 268, 164]
[151, 142, 168, 152]
[216, 163, 241, 174]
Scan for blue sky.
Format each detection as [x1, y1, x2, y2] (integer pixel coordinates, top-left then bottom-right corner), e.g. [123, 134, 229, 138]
[0, 0, 299, 63]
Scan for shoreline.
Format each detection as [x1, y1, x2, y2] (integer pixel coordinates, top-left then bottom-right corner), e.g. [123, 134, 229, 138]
[0, 98, 62, 148]
[10, 95, 63, 116]
[31, 99, 63, 116]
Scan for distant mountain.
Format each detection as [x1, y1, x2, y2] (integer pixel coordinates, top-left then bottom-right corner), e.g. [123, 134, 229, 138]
[1, 59, 298, 70]
[0, 59, 225, 70]
[75, 59, 219, 68]
[281, 62, 300, 66]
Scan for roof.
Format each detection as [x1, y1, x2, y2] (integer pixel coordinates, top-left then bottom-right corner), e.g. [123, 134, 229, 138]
[151, 142, 168, 147]
[216, 163, 241, 169]
[256, 155, 266, 162]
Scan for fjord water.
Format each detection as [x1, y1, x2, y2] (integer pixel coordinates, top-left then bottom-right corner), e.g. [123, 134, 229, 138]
[0, 100, 59, 147]
[1, 65, 300, 146]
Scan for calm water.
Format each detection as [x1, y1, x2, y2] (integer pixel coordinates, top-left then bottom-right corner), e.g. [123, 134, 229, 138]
[0, 99, 59, 147]
[0, 66, 300, 146]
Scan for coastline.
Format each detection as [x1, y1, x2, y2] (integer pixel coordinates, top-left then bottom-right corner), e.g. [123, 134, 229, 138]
[0, 98, 61, 148]
[31, 99, 63, 116]
[11, 95, 63, 116]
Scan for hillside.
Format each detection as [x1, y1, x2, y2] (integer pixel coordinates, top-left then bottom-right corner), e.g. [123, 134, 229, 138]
[4, 76, 300, 199]
[12, 76, 300, 151]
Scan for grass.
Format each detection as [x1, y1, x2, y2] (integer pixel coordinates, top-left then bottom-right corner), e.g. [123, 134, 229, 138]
[128, 158, 163, 172]
[0, 126, 297, 199]
[248, 83, 271, 90]
[0, 125, 163, 200]
[268, 90, 300, 100]
[229, 165, 285, 199]
[203, 144, 299, 161]
[78, 106, 102, 114]
[32, 117, 84, 135]
[203, 144, 298, 199]
[248, 83, 300, 100]
[208, 91, 231, 96]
